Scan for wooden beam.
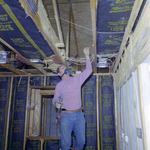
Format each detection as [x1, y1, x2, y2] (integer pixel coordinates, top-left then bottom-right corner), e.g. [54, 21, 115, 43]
[96, 75, 100, 150]
[70, 5, 80, 71]
[29, 89, 35, 135]
[20, 0, 66, 66]
[34, 89, 41, 135]
[90, 0, 97, 73]
[23, 77, 30, 150]
[41, 139, 44, 150]
[66, 3, 71, 58]
[44, 98, 47, 136]
[40, 90, 55, 95]
[0, 38, 47, 74]
[138, 65, 148, 150]
[0, 64, 26, 75]
[113, 0, 144, 72]
[41, 97, 45, 136]
[113, 74, 120, 150]
[26, 136, 60, 140]
[52, 0, 64, 44]
[30, 86, 55, 89]
[5, 77, 13, 150]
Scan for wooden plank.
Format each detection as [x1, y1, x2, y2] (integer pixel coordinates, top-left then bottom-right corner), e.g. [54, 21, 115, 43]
[0, 74, 54, 77]
[96, 75, 100, 150]
[20, 0, 66, 65]
[66, 4, 71, 58]
[123, 84, 127, 150]
[41, 97, 45, 136]
[126, 81, 133, 150]
[5, 77, 13, 150]
[52, 0, 64, 44]
[30, 86, 56, 89]
[137, 65, 148, 150]
[90, 0, 97, 73]
[0, 38, 47, 74]
[91, 0, 95, 8]
[34, 89, 41, 134]
[26, 136, 60, 140]
[40, 90, 55, 95]
[113, 74, 120, 150]
[41, 139, 44, 150]
[70, 5, 79, 71]
[131, 72, 140, 149]
[29, 89, 35, 135]
[23, 77, 30, 150]
[44, 98, 47, 136]
[44, 76, 46, 86]
[0, 64, 26, 75]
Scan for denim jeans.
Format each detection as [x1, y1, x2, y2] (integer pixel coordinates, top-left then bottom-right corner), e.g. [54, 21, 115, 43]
[60, 111, 85, 150]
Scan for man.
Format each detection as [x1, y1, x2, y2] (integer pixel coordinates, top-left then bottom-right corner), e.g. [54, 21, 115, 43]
[52, 47, 92, 150]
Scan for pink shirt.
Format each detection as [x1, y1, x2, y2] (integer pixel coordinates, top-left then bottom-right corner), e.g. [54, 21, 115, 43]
[52, 59, 92, 110]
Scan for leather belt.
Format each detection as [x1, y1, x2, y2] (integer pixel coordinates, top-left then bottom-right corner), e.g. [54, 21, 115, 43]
[61, 108, 82, 114]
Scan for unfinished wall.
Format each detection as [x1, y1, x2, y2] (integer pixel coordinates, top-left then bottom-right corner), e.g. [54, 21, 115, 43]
[0, 74, 115, 150]
[114, 1, 150, 150]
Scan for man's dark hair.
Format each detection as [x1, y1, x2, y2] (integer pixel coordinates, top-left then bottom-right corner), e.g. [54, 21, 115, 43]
[56, 67, 60, 74]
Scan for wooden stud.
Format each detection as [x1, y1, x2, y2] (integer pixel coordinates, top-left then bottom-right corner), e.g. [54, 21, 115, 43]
[96, 75, 100, 150]
[126, 81, 133, 150]
[113, 74, 120, 150]
[90, 0, 97, 73]
[29, 89, 35, 135]
[91, 0, 95, 8]
[26, 89, 31, 136]
[41, 97, 45, 136]
[44, 98, 47, 136]
[23, 76, 30, 150]
[34, 89, 41, 135]
[44, 76, 46, 86]
[137, 65, 148, 150]
[123, 84, 127, 149]
[131, 71, 140, 149]
[41, 139, 44, 150]
[5, 77, 13, 150]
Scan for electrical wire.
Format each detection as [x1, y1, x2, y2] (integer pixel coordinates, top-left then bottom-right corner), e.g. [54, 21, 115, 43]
[49, 17, 125, 34]
[66, 54, 95, 66]
[28, 99, 36, 110]
[18, 76, 22, 87]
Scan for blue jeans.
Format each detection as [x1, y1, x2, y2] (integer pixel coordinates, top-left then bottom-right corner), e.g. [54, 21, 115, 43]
[60, 111, 85, 150]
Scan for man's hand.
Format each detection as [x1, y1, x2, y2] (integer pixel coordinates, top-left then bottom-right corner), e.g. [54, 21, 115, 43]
[55, 102, 62, 109]
[83, 47, 90, 60]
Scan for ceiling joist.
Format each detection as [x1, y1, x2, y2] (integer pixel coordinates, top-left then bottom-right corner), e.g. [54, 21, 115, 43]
[0, 38, 47, 75]
[0, 64, 26, 75]
[113, 0, 144, 72]
[52, 0, 65, 45]
[90, 0, 97, 73]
